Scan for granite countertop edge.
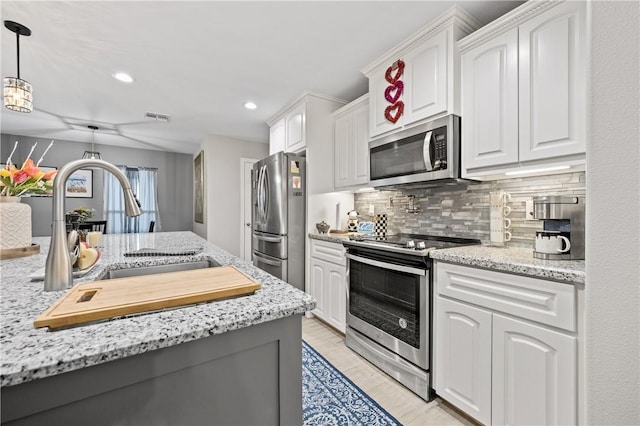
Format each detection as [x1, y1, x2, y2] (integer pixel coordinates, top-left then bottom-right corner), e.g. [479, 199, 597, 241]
[0, 231, 315, 387]
[430, 245, 585, 284]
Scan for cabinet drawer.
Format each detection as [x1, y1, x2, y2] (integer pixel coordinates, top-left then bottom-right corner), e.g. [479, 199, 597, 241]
[436, 262, 576, 331]
[311, 239, 346, 266]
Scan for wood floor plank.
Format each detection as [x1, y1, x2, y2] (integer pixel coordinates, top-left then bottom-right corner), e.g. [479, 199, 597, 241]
[301, 316, 480, 426]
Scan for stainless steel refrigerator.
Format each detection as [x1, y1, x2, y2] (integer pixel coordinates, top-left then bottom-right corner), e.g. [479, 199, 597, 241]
[252, 152, 305, 291]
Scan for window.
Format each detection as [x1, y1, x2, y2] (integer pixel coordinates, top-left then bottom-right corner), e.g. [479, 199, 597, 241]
[104, 166, 159, 233]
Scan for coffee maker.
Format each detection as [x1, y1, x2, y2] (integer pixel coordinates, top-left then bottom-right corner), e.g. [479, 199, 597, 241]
[532, 195, 585, 260]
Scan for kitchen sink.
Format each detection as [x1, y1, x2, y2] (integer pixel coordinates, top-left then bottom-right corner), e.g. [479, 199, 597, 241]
[101, 259, 220, 280]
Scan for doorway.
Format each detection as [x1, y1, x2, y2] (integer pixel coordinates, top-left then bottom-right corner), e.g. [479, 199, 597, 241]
[240, 158, 258, 262]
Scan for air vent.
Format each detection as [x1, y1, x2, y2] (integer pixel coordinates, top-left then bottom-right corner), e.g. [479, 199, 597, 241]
[145, 112, 171, 122]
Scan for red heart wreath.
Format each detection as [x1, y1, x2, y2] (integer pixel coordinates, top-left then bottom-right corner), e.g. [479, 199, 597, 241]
[385, 60, 405, 84]
[384, 101, 404, 124]
[384, 80, 404, 104]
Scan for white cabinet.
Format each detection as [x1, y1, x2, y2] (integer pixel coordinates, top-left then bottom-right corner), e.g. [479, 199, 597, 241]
[269, 117, 285, 155]
[334, 94, 369, 189]
[492, 314, 576, 426]
[434, 297, 492, 425]
[309, 239, 346, 333]
[460, 0, 587, 178]
[362, 7, 479, 139]
[284, 101, 306, 153]
[434, 261, 579, 425]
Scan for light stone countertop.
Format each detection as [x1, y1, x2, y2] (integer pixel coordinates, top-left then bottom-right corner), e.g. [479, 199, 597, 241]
[0, 231, 315, 388]
[429, 245, 585, 284]
[309, 233, 584, 284]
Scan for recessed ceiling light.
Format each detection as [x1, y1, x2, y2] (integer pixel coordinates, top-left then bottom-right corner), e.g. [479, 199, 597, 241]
[244, 101, 257, 110]
[112, 72, 134, 83]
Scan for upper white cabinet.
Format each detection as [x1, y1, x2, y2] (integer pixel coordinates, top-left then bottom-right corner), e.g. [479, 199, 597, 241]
[268, 92, 344, 156]
[434, 261, 581, 425]
[269, 117, 285, 155]
[460, 0, 587, 178]
[362, 6, 480, 140]
[334, 94, 369, 189]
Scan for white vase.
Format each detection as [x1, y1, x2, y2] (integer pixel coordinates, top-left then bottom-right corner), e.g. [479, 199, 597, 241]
[0, 196, 32, 249]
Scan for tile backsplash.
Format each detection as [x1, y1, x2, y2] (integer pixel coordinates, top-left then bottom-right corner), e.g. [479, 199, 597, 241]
[354, 172, 585, 247]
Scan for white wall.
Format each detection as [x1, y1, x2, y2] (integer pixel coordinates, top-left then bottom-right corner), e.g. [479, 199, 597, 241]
[586, 1, 640, 425]
[194, 136, 268, 256]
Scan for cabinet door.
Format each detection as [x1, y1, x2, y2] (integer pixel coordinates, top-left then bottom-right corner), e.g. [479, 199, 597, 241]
[310, 258, 326, 319]
[326, 261, 346, 333]
[369, 67, 403, 138]
[462, 27, 519, 172]
[403, 29, 448, 125]
[269, 117, 286, 155]
[352, 102, 370, 185]
[518, 1, 587, 161]
[492, 313, 577, 426]
[334, 113, 352, 188]
[434, 297, 492, 425]
[285, 101, 306, 153]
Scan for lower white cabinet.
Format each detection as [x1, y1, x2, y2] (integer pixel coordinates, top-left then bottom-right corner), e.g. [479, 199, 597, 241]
[434, 262, 578, 425]
[309, 239, 346, 333]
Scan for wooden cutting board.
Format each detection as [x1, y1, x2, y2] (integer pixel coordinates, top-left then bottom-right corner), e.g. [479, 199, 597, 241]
[34, 265, 261, 330]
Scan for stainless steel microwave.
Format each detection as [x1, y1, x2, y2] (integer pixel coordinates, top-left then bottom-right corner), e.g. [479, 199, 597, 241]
[369, 114, 464, 188]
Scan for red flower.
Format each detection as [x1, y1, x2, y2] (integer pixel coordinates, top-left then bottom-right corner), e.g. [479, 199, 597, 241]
[12, 170, 29, 184]
[43, 169, 58, 180]
[21, 159, 39, 177]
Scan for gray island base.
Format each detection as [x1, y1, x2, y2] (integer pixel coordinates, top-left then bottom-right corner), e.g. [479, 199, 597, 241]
[2, 315, 302, 425]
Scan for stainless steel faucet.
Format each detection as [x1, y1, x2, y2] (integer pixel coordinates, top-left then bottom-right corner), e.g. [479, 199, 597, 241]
[44, 159, 142, 291]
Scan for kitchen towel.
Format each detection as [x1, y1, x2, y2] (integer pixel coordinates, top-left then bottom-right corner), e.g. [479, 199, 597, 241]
[374, 214, 388, 237]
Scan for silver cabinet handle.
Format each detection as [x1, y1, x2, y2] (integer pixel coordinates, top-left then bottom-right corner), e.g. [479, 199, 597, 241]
[422, 130, 434, 172]
[246, 223, 251, 227]
[345, 253, 426, 276]
[253, 251, 282, 266]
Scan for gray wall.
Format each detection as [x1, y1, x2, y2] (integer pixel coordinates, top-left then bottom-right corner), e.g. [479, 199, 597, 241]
[354, 172, 585, 247]
[586, 1, 639, 424]
[197, 135, 268, 256]
[1, 134, 193, 236]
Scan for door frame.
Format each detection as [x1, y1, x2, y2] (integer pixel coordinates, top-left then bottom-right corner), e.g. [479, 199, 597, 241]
[240, 158, 258, 261]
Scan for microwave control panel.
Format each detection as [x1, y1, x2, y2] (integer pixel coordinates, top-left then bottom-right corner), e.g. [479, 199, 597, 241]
[432, 126, 447, 170]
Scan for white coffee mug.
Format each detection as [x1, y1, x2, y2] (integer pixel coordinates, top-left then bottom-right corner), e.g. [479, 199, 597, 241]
[535, 232, 571, 254]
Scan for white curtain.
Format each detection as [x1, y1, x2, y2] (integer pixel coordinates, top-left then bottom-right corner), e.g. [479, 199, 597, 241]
[103, 166, 160, 233]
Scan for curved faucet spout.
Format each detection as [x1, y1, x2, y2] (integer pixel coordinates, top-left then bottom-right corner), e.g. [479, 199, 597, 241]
[44, 159, 142, 292]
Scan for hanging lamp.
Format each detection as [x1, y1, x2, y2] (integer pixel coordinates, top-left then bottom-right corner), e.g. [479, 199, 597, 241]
[82, 125, 103, 159]
[3, 21, 33, 113]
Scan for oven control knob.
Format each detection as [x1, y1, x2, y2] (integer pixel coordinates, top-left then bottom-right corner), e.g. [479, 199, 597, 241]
[416, 241, 426, 250]
[406, 240, 415, 249]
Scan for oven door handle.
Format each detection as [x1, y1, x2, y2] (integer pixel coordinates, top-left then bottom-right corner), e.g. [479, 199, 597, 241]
[346, 253, 426, 276]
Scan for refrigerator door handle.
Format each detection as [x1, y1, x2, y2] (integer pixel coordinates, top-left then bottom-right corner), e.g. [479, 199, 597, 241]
[252, 251, 282, 267]
[263, 165, 270, 221]
[258, 165, 266, 223]
[254, 233, 283, 243]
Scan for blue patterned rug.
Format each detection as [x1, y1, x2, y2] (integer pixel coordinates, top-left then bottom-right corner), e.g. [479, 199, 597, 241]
[302, 340, 402, 426]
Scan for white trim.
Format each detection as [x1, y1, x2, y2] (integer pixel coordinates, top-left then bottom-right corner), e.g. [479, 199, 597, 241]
[240, 157, 258, 262]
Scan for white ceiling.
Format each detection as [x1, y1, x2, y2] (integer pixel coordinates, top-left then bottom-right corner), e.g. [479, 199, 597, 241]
[1, 1, 523, 155]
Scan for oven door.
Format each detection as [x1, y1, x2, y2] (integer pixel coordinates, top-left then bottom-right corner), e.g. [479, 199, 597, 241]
[346, 252, 429, 369]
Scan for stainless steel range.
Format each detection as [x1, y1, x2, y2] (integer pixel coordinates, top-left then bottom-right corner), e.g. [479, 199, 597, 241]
[342, 233, 480, 401]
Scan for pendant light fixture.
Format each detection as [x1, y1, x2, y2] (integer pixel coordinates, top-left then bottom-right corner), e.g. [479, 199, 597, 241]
[82, 125, 103, 159]
[3, 20, 33, 113]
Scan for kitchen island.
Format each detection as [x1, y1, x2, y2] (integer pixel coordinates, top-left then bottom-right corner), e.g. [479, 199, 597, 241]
[0, 231, 315, 425]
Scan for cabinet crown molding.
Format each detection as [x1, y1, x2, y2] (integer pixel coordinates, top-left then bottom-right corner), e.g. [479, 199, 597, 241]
[458, 0, 562, 53]
[361, 5, 480, 76]
[266, 91, 347, 126]
[332, 93, 369, 117]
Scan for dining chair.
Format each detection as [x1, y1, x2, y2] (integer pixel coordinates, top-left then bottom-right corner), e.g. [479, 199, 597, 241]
[148, 221, 155, 233]
[78, 220, 107, 234]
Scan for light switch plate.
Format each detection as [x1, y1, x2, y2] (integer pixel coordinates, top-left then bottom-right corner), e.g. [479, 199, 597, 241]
[368, 204, 375, 215]
[525, 199, 535, 220]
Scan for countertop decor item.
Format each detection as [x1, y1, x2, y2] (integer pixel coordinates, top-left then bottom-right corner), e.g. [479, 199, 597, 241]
[316, 221, 330, 234]
[1, 141, 57, 197]
[0, 196, 32, 255]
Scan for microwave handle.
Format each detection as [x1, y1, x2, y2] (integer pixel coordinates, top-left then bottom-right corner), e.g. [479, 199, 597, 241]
[422, 131, 434, 172]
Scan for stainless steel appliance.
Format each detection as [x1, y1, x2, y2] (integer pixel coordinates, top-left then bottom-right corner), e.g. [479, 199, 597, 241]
[343, 233, 481, 401]
[252, 152, 305, 290]
[369, 114, 466, 188]
[533, 195, 585, 260]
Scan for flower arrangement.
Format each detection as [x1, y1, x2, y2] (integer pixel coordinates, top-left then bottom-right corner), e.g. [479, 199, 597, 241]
[0, 140, 57, 197]
[66, 206, 94, 222]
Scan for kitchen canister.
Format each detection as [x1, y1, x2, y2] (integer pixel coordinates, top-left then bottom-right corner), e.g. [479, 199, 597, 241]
[489, 191, 511, 247]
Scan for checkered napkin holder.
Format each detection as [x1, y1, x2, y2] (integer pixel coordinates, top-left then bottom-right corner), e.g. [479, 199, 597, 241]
[373, 214, 388, 238]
